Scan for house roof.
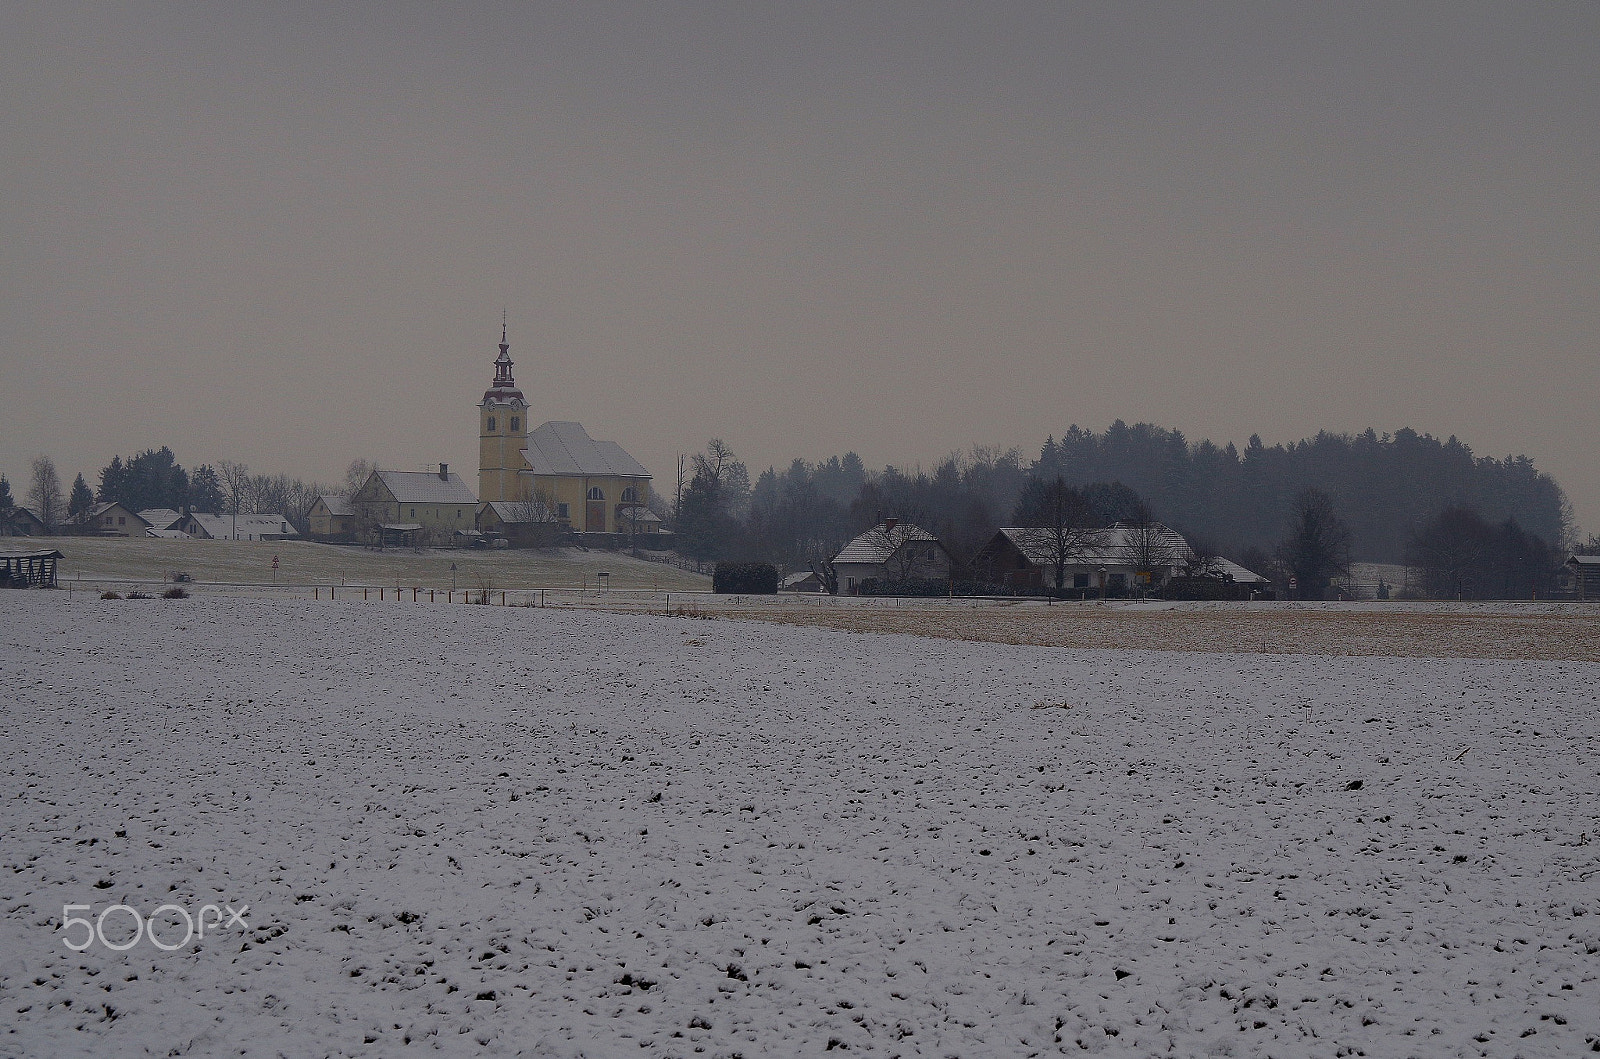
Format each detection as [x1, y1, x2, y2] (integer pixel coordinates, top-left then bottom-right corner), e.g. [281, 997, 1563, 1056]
[373, 470, 479, 506]
[834, 521, 943, 564]
[0, 548, 63, 561]
[1568, 554, 1600, 567]
[780, 571, 823, 587]
[136, 508, 185, 530]
[1197, 556, 1270, 584]
[317, 494, 354, 517]
[186, 513, 299, 538]
[481, 501, 559, 525]
[994, 522, 1192, 567]
[521, 421, 651, 479]
[89, 501, 150, 525]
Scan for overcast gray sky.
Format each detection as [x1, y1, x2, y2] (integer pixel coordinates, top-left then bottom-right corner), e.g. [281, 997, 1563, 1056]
[3, 2, 1596, 531]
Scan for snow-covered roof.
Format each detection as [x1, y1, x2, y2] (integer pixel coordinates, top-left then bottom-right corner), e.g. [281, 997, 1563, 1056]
[481, 501, 559, 524]
[374, 470, 478, 506]
[380, 523, 423, 532]
[521, 421, 651, 479]
[1198, 556, 1270, 584]
[834, 521, 943, 564]
[146, 528, 190, 539]
[1568, 554, 1600, 567]
[88, 501, 149, 525]
[186, 513, 298, 539]
[136, 508, 185, 530]
[995, 522, 1191, 567]
[317, 494, 354, 517]
[780, 571, 823, 588]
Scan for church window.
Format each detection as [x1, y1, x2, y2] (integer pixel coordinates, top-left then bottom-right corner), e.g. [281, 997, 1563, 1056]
[557, 503, 569, 519]
[620, 486, 639, 503]
[487, 416, 497, 432]
[510, 417, 520, 431]
[587, 487, 605, 501]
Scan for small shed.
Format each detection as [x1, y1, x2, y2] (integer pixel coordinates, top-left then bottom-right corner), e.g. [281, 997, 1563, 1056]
[780, 570, 827, 593]
[1, 548, 63, 587]
[1568, 555, 1600, 600]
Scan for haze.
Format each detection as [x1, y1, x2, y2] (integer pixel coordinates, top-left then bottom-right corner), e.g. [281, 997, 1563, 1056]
[2, 3, 1596, 531]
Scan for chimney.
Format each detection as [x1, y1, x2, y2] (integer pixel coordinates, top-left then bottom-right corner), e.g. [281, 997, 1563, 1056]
[883, 516, 898, 533]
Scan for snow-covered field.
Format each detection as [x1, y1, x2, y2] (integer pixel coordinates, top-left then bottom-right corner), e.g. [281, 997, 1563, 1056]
[2, 593, 1598, 1058]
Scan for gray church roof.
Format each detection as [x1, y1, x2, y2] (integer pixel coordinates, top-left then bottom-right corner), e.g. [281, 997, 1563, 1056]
[521, 421, 651, 478]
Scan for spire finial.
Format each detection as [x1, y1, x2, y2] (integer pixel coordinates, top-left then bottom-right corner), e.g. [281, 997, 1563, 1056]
[502, 309, 507, 345]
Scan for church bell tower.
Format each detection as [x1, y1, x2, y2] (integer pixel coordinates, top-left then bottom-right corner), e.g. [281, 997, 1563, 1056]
[478, 318, 528, 503]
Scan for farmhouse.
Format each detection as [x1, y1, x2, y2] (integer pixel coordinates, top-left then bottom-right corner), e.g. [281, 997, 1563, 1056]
[136, 509, 188, 536]
[351, 466, 478, 546]
[477, 327, 655, 537]
[3, 508, 48, 536]
[476, 500, 565, 548]
[307, 494, 355, 542]
[181, 512, 299, 541]
[977, 521, 1191, 593]
[832, 518, 950, 594]
[86, 502, 151, 538]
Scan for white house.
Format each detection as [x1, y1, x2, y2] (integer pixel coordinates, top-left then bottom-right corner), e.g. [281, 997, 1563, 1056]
[978, 521, 1193, 592]
[181, 512, 299, 541]
[832, 518, 951, 594]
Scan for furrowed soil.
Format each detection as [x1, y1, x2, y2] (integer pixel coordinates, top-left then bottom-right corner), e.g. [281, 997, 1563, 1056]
[712, 602, 1600, 662]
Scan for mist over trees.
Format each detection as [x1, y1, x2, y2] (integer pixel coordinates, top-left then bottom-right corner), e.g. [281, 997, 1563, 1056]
[1031, 422, 1567, 562]
[677, 421, 1571, 597]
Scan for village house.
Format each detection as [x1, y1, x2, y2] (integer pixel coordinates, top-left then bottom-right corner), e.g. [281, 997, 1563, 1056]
[976, 521, 1195, 594]
[136, 508, 188, 536]
[307, 494, 355, 542]
[476, 500, 566, 548]
[87, 501, 151, 537]
[180, 512, 298, 541]
[351, 466, 478, 546]
[832, 518, 951, 594]
[476, 327, 656, 538]
[3, 507, 48, 536]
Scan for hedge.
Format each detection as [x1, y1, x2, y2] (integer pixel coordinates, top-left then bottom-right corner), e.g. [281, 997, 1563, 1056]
[712, 561, 779, 594]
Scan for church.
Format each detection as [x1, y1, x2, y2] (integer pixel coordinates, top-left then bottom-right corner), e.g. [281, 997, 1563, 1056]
[477, 326, 656, 536]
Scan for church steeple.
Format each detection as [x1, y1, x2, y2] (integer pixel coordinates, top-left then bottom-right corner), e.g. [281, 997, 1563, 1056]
[493, 311, 516, 387]
[482, 316, 525, 405]
[479, 317, 528, 503]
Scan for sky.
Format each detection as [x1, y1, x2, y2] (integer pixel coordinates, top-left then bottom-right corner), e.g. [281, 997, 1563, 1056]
[2, 3, 1596, 532]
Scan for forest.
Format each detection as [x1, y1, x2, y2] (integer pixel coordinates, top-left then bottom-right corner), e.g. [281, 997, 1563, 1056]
[674, 422, 1571, 579]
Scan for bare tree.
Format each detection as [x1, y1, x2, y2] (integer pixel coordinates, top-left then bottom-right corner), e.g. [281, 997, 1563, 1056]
[1121, 501, 1183, 598]
[344, 458, 379, 497]
[1017, 477, 1105, 593]
[859, 516, 943, 588]
[27, 457, 65, 532]
[505, 480, 559, 524]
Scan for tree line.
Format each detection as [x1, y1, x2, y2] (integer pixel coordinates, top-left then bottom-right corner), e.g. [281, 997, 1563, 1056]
[668, 421, 1575, 599]
[3, 449, 331, 535]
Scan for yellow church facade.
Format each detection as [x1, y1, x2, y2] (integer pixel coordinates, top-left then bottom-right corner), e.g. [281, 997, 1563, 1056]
[478, 329, 656, 536]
